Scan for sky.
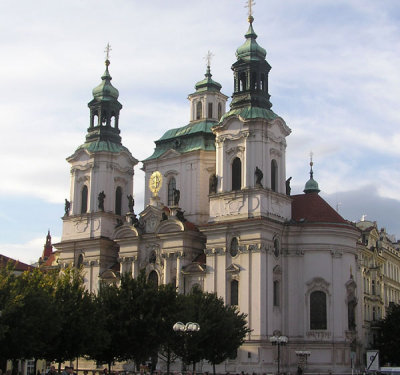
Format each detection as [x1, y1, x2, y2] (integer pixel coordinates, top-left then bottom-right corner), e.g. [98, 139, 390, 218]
[0, 0, 399, 264]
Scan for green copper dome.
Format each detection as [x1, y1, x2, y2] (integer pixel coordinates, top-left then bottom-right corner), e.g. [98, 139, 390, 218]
[194, 65, 222, 93]
[304, 162, 320, 194]
[92, 60, 119, 100]
[236, 17, 267, 62]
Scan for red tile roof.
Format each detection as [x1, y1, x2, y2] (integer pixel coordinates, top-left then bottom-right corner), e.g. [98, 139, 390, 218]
[0, 254, 34, 272]
[291, 192, 348, 224]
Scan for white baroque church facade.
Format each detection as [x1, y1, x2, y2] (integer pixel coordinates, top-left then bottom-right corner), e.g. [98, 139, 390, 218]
[54, 13, 362, 374]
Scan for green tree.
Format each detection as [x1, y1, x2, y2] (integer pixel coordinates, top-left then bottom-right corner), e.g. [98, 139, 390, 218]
[86, 281, 119, 370]
[0, 265, 58, 374]
[117, 271, 168, 368]
[377, 303, 400, 365]
[44, 267, 95, 370]
[173, 288, 250, 374]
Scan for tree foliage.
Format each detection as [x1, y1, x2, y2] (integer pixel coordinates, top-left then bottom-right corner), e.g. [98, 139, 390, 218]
[174, 287, 250, 373]
[0, 265, 250, 372]
[377, 303, 400, 365]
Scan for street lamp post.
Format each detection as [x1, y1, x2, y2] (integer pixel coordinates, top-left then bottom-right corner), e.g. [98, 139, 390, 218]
[269, 333, 288, 375]
[173, 322, 200, 373]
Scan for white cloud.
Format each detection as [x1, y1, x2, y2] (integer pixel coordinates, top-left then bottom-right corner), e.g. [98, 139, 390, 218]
[0, 236, 61, 266]
[0, 0, 399, 248]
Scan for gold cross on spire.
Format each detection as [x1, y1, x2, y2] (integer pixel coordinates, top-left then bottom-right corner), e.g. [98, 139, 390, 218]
[245, 0, 256, 18]
[204, 50, 214, 67]
[104, 43, 112, 61]
[310, 151, 314, 166]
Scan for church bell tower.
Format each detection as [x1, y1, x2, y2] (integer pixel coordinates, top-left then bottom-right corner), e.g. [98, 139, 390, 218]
[55, 48, 138, 292]
[208, 14, 292, 223]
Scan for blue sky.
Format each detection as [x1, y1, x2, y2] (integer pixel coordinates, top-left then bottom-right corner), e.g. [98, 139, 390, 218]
[0, 0, 399, 264]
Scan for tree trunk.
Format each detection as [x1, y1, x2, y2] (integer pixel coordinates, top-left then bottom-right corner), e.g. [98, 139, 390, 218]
[33, 358, 37, 375]
[212, 363, 216, 375]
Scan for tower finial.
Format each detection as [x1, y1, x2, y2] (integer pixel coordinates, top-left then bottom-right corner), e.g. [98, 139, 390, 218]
[104, 42, 112, 65]
[204, 50, 214, 68]
[245, 0, 255, 23]
[309, 151, 314, 178]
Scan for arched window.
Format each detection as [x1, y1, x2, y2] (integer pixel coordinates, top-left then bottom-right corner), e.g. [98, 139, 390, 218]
[208, 103, 213, 118]
[232, 157, 242, 191]
[218, 103, 222, 120]
[148, 270, 158, 287]
[348, 300, 356, 330]
[310, 291, 327, 330]
[261, 74, 265, 91]
[239, 72, 246, 91]
[271, 159, 278, 192]
[273, 238, 280, 257]
[196, 101, 202, 120]
[273, 280, 280, 307]
[81, 185, 88, 214]
[115, 186, 122, 215]
[231, 280, 239, 306]
[167, 177, 176, 206]
[252, 72, 257, 90]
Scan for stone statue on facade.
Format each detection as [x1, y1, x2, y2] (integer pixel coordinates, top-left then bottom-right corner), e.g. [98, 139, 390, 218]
[173, 188, 180, 206]
[98, 191, 106, 211]
[176, 208, 186, 222]
[127, 194, 134, 212]
[286, 177, 292, 196]
[255, 166, 263, 187]
[209, 173, 218, 194]
[64, 199, 71, 216]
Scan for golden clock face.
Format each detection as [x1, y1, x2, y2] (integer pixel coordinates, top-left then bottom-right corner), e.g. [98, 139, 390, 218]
[149, 171, 162, 195]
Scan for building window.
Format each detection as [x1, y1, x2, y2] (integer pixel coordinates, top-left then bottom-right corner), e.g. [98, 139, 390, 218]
[218, 102, 222, 120]
[348, 300, 356, 330]
[273, 280, 280, 307]
[208, 102, 213, 118]
[231, 279, 239, 305]
[239, 72, 246, 91]
[81, 185, 88, 214]
[115, 186, 122, 215]
[148, 270, 158, 287]
[167, 177, 176, 206]
[230, 237, 239, 257]
[271, 159, 278, 192]
[196, 101, 202, 120]
[310, 291, 327, 330]
[273, 238, 280, 257]
[232, 157, 241, 191]
[372, 280, 376, 295]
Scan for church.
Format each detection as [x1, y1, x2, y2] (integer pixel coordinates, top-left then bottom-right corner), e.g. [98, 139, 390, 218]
[53, 9, 362, 374]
